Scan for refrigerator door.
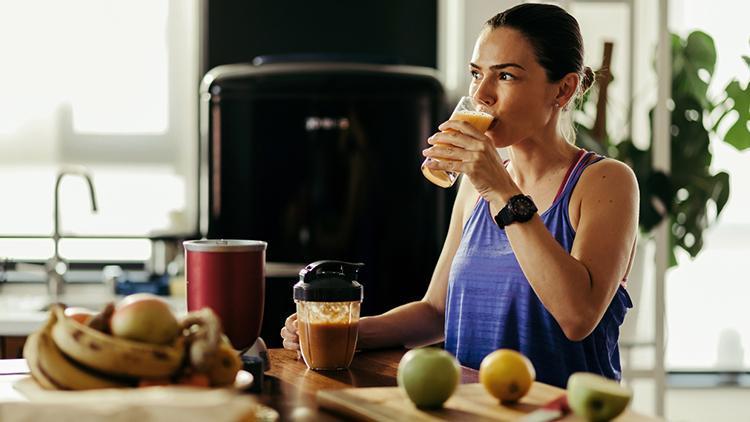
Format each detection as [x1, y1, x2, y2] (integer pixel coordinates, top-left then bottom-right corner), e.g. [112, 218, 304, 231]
[201, 62, 449, 322]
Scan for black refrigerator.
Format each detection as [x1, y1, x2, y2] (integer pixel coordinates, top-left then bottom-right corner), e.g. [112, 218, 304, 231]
[199, 60, 451, 346]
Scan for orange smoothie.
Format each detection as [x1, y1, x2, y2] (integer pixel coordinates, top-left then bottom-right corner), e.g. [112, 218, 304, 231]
[298, 320, 359, 370]
[422, 109, 495, 187]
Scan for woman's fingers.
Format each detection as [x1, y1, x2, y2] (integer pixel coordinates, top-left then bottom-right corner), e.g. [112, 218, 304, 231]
[282, 337, 301, 351]
[280, 326, 298, 341]
[422, 144, 476, 162]
[439, 119, 489, 140]
[424, 157, 465, 173]
[284, 313, 298, 334]
[427, 131, 478, 150]
[281, 313, 301, 353]
[281, 326, 301, 352]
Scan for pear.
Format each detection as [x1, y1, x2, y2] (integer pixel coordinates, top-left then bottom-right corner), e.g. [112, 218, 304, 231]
[567, 372, 632, 422]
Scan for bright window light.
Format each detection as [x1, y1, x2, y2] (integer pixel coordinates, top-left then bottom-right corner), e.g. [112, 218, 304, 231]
[0, 0, 169, 135]
[0, 0, 198, 264]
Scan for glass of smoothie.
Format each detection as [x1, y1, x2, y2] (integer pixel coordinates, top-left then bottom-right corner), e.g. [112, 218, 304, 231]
[294, 260, 364, 370]
[421, 96, 495, 188]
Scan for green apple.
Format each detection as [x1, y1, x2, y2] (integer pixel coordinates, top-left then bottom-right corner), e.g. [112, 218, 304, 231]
[567, 372, 632, 422]
[397, 347, 460, 409]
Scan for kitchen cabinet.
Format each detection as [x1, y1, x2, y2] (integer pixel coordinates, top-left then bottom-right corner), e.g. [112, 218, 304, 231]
[1, 337, 26, 359]
[201, 63, 448, 320]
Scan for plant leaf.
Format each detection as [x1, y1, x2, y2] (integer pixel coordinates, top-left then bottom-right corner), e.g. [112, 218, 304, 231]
[712, 171, 730, 215]
[575, 128, 608, 155]
[675, 32, 716, 108]
[669, 33, 685, 76]
[723, 80, 750, 150]
[685, 31, 716, 75]
[671, 32, 714, 109]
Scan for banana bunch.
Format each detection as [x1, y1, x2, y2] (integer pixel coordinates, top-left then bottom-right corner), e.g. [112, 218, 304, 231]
[23, 301, 242, 391]
[23, 306, 133, 390]
[50, 305, 185, 379]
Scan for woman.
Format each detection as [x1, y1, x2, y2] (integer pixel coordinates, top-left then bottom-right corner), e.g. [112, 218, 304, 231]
[281, 3, 638, 388]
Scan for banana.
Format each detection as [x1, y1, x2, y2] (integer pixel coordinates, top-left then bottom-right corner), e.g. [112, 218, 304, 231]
[205, 342, 242, 387]
[22, 329, 57, 390]
[24, 310, 131, 390]
[50, 305, 185, 379]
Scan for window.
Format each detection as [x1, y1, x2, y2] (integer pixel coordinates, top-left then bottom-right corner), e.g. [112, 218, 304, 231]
[666, 0, 750, 371]
[0, 0, 199, 263]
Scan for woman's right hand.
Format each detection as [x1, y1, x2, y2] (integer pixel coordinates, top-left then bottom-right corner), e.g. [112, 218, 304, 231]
[280, 313, 300, 352]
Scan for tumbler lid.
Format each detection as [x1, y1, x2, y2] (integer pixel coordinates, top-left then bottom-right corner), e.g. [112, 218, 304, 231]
[184, 239, 267, 252]
[293, 260, 364, 302]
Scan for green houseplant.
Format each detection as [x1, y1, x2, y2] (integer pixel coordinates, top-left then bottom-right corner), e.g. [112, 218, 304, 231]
[576, 31, 750, 266]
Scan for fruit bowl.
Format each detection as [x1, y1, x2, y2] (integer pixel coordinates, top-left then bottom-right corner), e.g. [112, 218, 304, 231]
[23, 296, 244, 391]
[10, 375, 278, 422]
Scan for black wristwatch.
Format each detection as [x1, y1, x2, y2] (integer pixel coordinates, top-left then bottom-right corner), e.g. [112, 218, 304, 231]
[494, 194, 538, 229]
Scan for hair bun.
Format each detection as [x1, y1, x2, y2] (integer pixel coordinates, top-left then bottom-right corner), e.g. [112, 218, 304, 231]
[581, 66, 596, 92]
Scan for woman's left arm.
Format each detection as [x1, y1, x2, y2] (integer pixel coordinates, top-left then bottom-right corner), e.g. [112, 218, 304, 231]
[501, 160, 639, 341]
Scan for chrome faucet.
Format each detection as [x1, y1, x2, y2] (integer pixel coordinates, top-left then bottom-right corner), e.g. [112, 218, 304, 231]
[48, 167, 98, 298]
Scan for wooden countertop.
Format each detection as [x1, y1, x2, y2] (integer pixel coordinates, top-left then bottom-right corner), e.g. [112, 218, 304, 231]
[0, 349, 657, 421]
[259, 348, 656, 421]
[259, 348, 478, 420]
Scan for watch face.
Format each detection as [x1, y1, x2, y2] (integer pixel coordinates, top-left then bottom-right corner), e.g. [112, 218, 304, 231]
[510, 195, 537, 219]
[511, 196, 532, 214]
[496, 195, 537, 228]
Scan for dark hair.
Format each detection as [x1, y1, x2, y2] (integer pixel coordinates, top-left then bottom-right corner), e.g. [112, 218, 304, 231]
[486, 3, 594, 93]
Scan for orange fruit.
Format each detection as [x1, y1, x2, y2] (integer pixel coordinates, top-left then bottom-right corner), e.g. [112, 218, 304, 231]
[177, 372, 211, 388]
[63, 307, 95, 325]
[479, 349, 535, 403]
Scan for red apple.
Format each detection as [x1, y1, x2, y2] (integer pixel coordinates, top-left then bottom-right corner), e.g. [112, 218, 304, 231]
[110, 293, 180, 345]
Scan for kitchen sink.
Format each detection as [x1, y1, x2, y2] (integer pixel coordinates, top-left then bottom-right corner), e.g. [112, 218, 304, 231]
[1, 282, 116, 312]
[0, 281, 186, 336]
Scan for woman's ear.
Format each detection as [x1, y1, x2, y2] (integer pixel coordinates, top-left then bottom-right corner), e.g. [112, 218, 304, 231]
[555, 72, 580, 110]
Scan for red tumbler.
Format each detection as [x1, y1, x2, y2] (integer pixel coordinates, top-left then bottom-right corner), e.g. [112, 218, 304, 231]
[183, 239, 267, 351]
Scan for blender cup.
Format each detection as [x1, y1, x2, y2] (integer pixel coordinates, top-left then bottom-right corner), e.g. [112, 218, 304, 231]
[293, 260, 364, 370]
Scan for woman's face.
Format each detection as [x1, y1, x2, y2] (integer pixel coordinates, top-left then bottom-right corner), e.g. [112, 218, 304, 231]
[469, 27, 560, 148]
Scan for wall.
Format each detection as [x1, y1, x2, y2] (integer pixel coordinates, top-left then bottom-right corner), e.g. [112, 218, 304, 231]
[205, 0, 437, 72]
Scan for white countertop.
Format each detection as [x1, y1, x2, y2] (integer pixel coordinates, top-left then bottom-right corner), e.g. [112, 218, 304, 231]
[0, 283, 186, 336]
[0, 360, 29, 402]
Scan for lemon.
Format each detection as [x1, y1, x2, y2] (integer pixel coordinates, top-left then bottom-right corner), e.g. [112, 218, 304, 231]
[479, 349, 536, 403]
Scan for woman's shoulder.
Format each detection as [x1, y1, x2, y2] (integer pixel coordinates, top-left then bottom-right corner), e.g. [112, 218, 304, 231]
[567, 156, 639, 231]
[575, 156, 638, 200]
[582, 156, 636, 182]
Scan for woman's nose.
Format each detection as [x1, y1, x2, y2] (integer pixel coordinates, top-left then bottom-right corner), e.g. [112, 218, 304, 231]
[472, 79, 496, 107]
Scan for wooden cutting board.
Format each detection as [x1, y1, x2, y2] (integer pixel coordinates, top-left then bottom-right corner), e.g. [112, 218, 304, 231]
[317, 382, 658, 421]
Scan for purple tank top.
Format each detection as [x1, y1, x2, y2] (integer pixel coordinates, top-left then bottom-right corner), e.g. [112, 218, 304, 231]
[444, 151, 633, 388]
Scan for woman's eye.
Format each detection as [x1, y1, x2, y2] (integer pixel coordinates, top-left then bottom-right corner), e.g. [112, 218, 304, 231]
[499, 72, 515, 81]
[470, 70, 481, 80]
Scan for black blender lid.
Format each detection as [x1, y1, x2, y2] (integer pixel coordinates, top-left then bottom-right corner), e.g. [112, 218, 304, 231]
[293, 260, 364, 302]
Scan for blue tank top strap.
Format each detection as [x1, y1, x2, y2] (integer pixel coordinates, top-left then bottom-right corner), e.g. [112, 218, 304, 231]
[557, 151, 605, 202]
